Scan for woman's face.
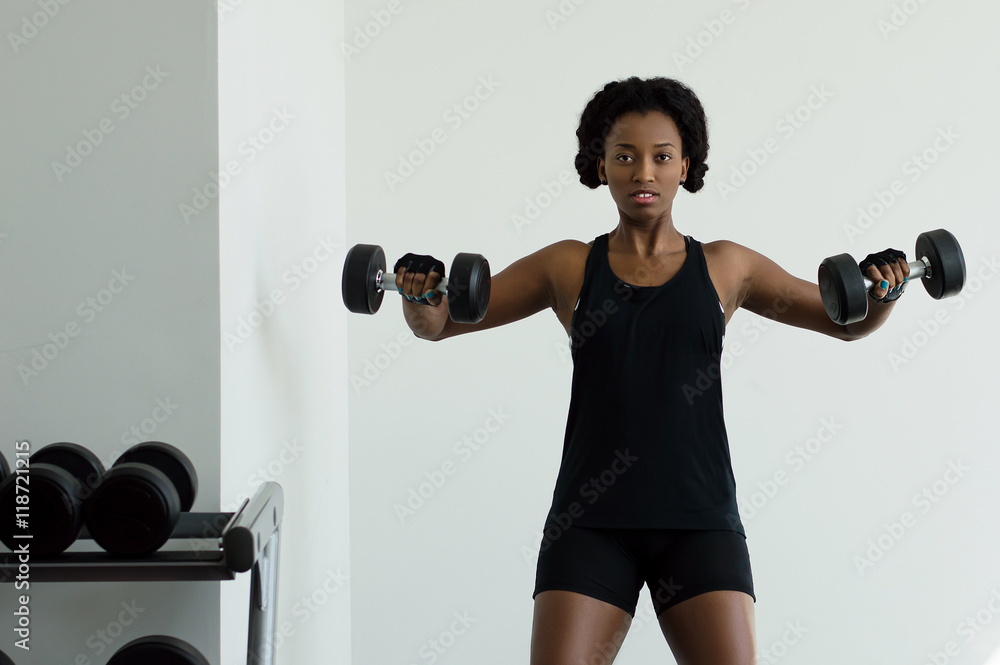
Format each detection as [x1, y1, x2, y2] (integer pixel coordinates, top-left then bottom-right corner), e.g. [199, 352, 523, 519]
[597, 111, 690, 224]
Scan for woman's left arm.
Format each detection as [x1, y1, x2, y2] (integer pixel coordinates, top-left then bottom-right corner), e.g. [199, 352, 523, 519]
[729, 242, 908, 341]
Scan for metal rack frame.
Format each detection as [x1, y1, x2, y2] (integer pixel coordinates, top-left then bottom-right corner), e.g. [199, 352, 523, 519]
[0, 482, 283, 665]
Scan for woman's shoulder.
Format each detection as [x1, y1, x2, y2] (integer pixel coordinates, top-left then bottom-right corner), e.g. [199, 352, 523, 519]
[558, 237, 596, 251]
[698, 237, 757, 285]
[699, 236, 740, 249]
[534, 238, 595, 262]
[700, 237, 751, 260]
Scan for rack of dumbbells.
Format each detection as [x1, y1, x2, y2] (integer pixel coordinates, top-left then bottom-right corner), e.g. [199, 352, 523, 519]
[0, 441, 283, 665]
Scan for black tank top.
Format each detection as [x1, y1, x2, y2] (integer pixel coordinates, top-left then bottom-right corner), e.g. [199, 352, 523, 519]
[546, 233, 745, 535]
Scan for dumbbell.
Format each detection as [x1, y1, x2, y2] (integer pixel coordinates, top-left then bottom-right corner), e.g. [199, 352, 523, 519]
[0, 443, 105, 557]
[342, 244, 491, 324]
[0, 450, 12, 551]
[84, 441, 198, 556]
[818, 228, 966, 325]
[107, 635, 209, 665]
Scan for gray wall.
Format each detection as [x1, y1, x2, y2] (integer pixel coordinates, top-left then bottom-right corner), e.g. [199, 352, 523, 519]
[1, 2, 352, 664]
[346, 1, 1000, 664]
[1, 1, 220, 663]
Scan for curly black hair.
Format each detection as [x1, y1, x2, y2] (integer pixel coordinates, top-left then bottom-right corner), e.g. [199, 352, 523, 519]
[574, 76, 709, 193]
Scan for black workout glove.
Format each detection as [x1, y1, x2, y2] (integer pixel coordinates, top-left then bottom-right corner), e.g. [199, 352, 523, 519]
[393, 253, 445, 304]
[859, 248, 907, 302]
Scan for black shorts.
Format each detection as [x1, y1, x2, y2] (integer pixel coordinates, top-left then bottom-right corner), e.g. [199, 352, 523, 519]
[532, 525, 755, 617]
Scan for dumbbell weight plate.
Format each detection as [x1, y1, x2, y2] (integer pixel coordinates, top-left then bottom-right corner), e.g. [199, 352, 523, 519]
[0, 455, 8, 551]
[85, 442, 196, 556]
[0, 465, 80, 556]
[0, 443, 106, 556]
[31, 442, 105, 502]
[447, 253, 491, 324]
[342, 243, 386, 315]
[108, 635, 210, 665]
[916, 229, 966, 300]
[31, 444, 106, 555]
[115, 442, 198, 511]
[818, 253, 868, 325]
[85, 464, 181, 556]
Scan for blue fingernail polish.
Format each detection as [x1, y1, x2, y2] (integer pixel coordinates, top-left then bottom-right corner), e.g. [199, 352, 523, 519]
[879, 280, 889, 290]
[424, 290, 435, 299]
[397, 287, 403, 293]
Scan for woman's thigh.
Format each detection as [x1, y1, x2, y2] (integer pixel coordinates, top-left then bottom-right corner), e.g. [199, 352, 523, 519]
[531, 590, 634, 665]
[635, 528, 757, 664]
[530, 524, 644, 664]
[657, 589, 756, 665]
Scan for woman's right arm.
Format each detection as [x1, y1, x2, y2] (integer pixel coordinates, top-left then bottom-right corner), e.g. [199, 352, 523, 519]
[396, 240, 582, 341]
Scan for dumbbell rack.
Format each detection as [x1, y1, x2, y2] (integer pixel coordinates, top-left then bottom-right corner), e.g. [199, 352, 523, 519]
[0, 481, 283, 665]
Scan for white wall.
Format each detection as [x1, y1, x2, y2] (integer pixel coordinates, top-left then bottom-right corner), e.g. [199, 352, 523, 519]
[0, 1, 220, 663]
[218, 2, 350, 665]
[346, 1, 1000, 664]
[4, 1, 997, 663]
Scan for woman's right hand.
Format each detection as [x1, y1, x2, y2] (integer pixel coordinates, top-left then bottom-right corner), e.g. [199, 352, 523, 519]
[396, 261, 450, 340]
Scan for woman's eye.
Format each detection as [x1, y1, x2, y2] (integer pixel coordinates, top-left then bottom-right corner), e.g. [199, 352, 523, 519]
[615, 154, 671, 162]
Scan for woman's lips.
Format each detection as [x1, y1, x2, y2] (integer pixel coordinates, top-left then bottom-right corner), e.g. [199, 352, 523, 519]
[630, 192, 658, 204]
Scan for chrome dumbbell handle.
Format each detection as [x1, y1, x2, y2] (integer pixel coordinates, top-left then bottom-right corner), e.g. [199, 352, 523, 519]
[375, 269, 451, 295]
[861, 257, 930, 292]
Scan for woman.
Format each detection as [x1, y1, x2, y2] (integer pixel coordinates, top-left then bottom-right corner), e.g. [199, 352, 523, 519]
[393, 77, 908, 665]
